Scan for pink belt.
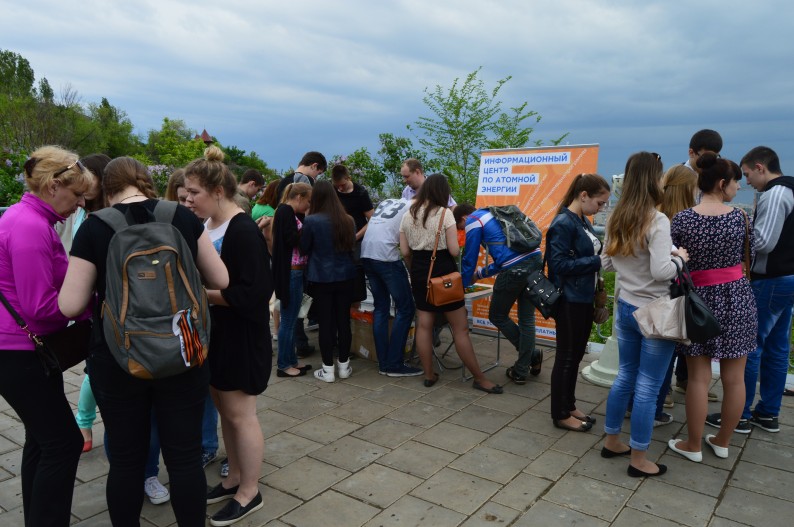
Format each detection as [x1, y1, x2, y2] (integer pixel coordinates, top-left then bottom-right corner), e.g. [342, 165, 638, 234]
[689, 264, 743, 287]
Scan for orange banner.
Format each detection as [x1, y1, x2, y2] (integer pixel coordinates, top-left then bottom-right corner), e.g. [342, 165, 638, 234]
[470, 144, 599, 342]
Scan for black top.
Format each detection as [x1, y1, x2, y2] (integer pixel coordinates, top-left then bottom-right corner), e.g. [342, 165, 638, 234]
[336, 182, 373, 233]
[756, 176, 794, 279]
[71, 200, 204, 303]
[208, 213, 272, 394]
[546, 208, 601, 303]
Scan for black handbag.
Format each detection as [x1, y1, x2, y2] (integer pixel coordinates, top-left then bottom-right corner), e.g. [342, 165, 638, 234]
[0, 289, 91, 374]
[525, 252, 562, 319]
[669, 261, 721, 344]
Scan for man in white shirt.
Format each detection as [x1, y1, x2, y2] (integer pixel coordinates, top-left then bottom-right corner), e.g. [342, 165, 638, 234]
[361, 198, 422, 376]
[400, 158, 456, 207]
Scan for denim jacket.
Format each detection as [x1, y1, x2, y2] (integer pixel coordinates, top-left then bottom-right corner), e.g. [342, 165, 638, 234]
[299, 213, 356, 283]
[546, 208, 602, 303]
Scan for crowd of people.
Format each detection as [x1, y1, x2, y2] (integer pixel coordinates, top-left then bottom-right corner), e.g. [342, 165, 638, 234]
[0, 130, 790, 525]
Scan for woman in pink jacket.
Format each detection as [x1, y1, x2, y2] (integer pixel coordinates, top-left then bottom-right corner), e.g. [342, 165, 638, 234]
[0, 145, 94, 526]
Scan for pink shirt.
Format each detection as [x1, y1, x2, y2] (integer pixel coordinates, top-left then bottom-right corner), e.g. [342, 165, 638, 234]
[292, 217, 309, 267]
[0, 193, 76, 350]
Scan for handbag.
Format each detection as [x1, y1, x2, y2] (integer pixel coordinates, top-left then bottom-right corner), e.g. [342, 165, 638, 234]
[0, 289, 92, 374]
[426, 209, 465, 306]
[632, 294, 690, 344]
[593, 275, 610, 325]
[671, 261, 722, 344]
[525, 252, 562, 319]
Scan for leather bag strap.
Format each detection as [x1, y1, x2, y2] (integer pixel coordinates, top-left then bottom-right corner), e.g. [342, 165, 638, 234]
[427, 208, 446, 287]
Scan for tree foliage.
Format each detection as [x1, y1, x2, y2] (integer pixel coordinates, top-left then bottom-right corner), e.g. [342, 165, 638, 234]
[409, 67, 568, 204]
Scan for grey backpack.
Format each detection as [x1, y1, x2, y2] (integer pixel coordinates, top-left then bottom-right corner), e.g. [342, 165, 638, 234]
[486, 205, 542, 253]
[93, 200, 210, 379]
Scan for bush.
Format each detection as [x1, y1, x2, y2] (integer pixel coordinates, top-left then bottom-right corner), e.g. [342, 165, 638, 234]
[0, 149, 27, 206]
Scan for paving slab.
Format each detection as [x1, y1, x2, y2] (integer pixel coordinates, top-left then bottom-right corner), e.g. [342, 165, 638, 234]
[490, 472, 550, 511]
[445, 405, 515, 434]
[386, 401, 455, 428]
[612, 506, 686, 527]
[484, 427, 556, 460]
[333, 463, 423, 508]
[351, 417, 424, 449]
[740, 437, 794, 469]
[544, 472, 631, 522]
[729, 460, 794, 501]
[523, 449, 578, 481]
[628, 478, 718, 527]
[516, 499, 608, 526]
[714, 486, 794, 527]
[281, 489, 379, 527]
[448, 445, 529, 484]
[362, 494, 466, 527]
[416, 385, 482, 411]
[414, 421, 489, 455]
[460, 501, 520, 526]
[287, 413, 361, 444]
[265, 456, 350, 500]
[327, 397, 394, 425]
[360, 384, 424, 407]
[308, 435, 388, 472]
[376, 441, 458, 479]
[409, 467, 501, 516]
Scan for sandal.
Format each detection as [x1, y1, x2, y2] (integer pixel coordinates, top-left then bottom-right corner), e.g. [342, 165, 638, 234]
[423, 373, 439, 387]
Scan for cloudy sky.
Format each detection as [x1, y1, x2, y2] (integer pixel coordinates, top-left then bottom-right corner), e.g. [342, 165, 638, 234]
[3, 0, 792, 202]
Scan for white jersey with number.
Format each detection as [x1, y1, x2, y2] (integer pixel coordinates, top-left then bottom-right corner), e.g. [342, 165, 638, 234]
[361, 198, 412, 262]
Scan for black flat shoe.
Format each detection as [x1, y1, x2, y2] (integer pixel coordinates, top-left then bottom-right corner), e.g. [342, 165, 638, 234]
[571, 413, 596, 424]
[600, 446, 631, 458]
[298, 364, 312, 372]
[553, 419, 593, 432]
[206, 482, 239, 504]
[473, 381, 504, 394]
[210, 492, 263, 526]
[276, 368, 307, 378]
[423, 373, 439, 387]
[627, 463, 667, 478]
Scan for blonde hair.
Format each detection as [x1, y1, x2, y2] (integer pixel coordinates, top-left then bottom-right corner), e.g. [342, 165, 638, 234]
[605, 152, 664, 257]
[659, 165, 696, 220]
[23, 145, 94, 195]
[183, 145, 237, 198]
[280, 182, 311, 204]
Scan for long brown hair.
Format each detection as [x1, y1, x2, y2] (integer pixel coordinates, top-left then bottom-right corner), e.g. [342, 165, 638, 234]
[409, 173, 450, 227]
[659, 165, 696, 219]
[256, 179, 280, 206]
[308, 181, 354, 252]
[605, 152, 664, 257]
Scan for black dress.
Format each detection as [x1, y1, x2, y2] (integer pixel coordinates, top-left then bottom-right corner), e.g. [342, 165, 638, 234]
[209, 213, 273, 395]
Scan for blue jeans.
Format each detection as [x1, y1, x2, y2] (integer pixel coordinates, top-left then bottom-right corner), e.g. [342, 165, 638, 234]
[201, 392, 218, 454]
[743, 275, 794, 418]
[627, 353, 675, 419]
[604, 300, 676, 451]
[489, 256, 542, 377]
[277, 269, 304, 370]
[362, 258, 416, 371]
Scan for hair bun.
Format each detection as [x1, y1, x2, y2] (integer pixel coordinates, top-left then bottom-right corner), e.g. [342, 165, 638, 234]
[204, 145, 224, 163]
[696, 152, 718, 170]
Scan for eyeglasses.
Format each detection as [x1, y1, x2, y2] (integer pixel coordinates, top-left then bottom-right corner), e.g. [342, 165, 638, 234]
[53, 160, 85, 179]
[650, 152, 662, 163]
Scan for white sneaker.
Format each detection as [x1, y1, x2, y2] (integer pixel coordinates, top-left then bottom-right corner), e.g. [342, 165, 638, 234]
[144, 476, 170, 505]
[314, 364, 335, 383]
[337, 359, 352, 379]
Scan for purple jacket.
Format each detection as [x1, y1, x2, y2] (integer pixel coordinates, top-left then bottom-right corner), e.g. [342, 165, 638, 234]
[0, 193, 79, 350]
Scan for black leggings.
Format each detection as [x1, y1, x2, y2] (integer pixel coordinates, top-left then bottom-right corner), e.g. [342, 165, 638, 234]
[550, 299, 594, 420]
[0, 350, 83, 527]
[310, 279, 354, 366]
[89, 350, 209, 526]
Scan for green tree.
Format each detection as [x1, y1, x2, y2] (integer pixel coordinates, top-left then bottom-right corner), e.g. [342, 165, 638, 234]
[82, 97, 141, 157]
[376, 133, 437, 198]
[409, 68, 567, 204]
[146, 118, 206, 166]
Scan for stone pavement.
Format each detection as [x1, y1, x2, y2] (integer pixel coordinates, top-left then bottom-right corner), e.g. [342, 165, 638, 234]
[1, 330, 793, 526]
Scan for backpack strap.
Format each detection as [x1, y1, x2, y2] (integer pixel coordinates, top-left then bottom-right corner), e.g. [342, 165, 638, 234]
[152, 200, 178, 224]
[93, 207, 131, 234]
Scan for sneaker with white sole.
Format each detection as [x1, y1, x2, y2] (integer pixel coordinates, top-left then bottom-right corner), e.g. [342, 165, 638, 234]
[654, 412, 674, 427]
[144, 476, 170, 505]
[749, 411, 779, 432]
[383, 364, 423, 377]
[201, 450, 217, 468]
[705, 412, 751, 434]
